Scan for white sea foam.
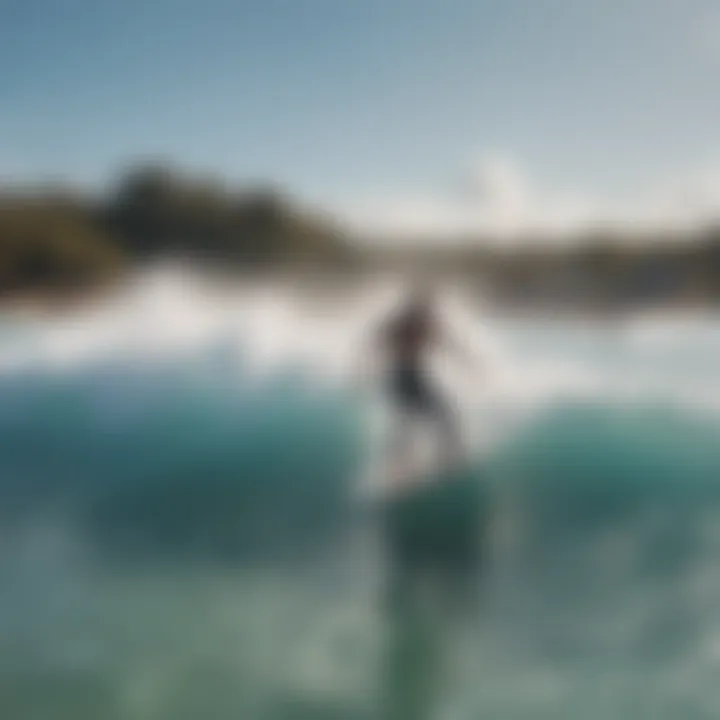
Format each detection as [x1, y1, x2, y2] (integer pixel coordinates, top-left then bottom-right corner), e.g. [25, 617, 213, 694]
[1, 267, 718, 423]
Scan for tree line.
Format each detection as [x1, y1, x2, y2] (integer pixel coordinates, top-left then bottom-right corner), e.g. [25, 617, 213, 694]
[1, 163, 719, 309]
[0, 164, 351, 298]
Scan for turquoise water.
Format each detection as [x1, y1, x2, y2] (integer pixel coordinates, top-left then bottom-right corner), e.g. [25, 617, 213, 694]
[1, 280, 720, 719]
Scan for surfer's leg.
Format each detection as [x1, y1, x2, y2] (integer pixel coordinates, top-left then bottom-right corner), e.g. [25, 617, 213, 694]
[387, 411, 416, 484]
[427, 393, 462, 468]
[387, 367, 425, 484]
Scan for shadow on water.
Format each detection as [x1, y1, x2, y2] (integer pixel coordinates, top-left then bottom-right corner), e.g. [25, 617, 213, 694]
[376, 467, 489, 720]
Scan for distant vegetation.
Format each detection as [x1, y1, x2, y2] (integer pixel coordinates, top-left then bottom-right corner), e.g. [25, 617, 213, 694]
[374, 227, 720, 310]
[0, 194, 122, 297]
[0, 164, 352, 300]
[1, 163, 719, 310]
[103, 166, 350, 269]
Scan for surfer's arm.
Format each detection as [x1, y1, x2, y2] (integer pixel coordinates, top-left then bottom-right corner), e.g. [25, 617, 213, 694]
[440, 325, 482, 373]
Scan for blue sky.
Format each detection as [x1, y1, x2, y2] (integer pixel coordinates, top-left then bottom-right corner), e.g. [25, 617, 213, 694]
[2, 0, 719, 234]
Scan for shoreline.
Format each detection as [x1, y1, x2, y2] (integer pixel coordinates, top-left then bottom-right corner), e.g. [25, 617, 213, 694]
[1, 268, 718, 322]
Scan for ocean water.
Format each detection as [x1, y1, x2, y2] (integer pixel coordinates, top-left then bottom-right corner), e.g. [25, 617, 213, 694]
[1, 269, 720, 720]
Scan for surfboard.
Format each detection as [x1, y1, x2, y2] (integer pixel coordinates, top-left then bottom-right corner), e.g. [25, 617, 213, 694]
[358, 444, 477, 501]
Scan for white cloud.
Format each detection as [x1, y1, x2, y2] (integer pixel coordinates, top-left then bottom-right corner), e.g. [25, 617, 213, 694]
[340, 152, 720, 245]
[463, 155, 529, 212]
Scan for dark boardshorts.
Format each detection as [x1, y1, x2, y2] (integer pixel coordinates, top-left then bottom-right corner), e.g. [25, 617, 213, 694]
[389, 363, 447, 416]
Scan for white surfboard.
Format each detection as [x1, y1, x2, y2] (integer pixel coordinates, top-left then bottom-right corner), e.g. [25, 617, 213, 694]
[357, 431, 473, 504]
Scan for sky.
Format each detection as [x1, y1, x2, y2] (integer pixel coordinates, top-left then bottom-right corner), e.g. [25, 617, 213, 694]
[2, 0, 720, 239]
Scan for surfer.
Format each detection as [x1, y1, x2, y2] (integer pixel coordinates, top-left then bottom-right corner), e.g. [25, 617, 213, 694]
[376, 282, 478, 484]
[368, 283, 487, 719]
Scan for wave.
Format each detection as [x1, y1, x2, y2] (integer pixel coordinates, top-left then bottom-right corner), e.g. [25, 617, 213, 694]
[2, 274, 720, 718]
[0, 270, 718, 567]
